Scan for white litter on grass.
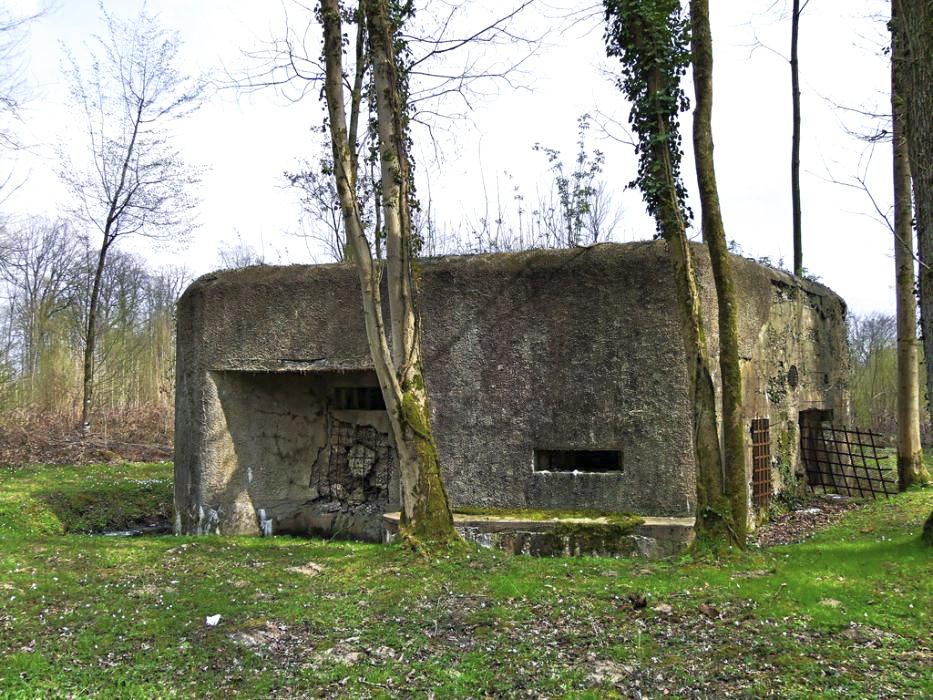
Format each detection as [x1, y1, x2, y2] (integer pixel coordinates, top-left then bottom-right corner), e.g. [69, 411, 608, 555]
[205, 614, 221, 627]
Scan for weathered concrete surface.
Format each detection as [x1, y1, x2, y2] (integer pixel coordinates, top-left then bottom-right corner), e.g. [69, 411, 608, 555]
[174, 241, 848, 539]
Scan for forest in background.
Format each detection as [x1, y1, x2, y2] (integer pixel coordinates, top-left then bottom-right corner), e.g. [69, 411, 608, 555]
[0, 216, 183, 463]
[0, 1, 926, 466]
[0, 210, 921, 465]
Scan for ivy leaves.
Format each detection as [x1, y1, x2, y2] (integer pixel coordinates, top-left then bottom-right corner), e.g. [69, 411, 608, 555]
[603, 0, 692, 237]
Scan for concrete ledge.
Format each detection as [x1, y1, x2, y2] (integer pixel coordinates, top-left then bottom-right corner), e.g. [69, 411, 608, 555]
[382, 512, 695, 559]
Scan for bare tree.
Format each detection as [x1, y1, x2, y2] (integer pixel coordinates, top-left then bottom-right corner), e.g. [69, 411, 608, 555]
[320, 0, 457, 544]
[897, 1, 933, 458]
[0, 217, 85, 405]
[232, 0, 539, 263]
[284, 159, 347, 261]
[284, 154, 382, 263]
[891, 0, 931, 487]
[232, 0, 540, 542]
[790, 0, 807, 277]
[59, 3, 204, 434]
[216, 233, 265, 269]
[0, 2, 52, 200]
[747, 1, 810, 276]
[691, 0, 749, 543]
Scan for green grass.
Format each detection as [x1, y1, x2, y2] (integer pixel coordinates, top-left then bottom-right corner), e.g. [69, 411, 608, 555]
[0, 461, 172, 536]
[0, 462, 931, 698]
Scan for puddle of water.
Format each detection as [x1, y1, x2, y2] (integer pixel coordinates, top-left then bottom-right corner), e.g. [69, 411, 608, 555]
[98, 523, 172, 537]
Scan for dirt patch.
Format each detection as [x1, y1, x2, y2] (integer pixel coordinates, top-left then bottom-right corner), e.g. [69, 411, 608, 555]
[754, 494, 864, 547]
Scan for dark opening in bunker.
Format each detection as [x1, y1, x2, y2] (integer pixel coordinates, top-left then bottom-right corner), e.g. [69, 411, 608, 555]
[334, 386, 385, 410]
[534, 449, 622, 473]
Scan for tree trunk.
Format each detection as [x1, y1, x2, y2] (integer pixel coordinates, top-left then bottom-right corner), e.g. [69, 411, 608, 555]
[80, 240, 109, 434]
[898, 0, 933, 440]
[892, 0, 931, 488]
[791, 0, 803, 277]
[320, 0, 456, 545]
[690, 0, 748, 544]
[641, 61, 726, 540]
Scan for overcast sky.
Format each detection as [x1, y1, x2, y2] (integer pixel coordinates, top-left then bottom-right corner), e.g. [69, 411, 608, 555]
[5, 0, 897, 316]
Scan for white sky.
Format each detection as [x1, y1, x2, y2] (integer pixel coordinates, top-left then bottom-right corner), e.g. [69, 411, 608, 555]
[4, 0, 898, 316]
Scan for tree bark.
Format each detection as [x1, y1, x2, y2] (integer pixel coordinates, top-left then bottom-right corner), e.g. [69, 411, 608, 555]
[639, 73, 725, 541]
[620, 11, 726, 543]
[690, 0, 748, 544]
[791, 0, 803, 277]
[892, 0, 931, 488]
[80, 241, 109, 434]
[897, 0, 933, 441]
[320, 0, 456, 544]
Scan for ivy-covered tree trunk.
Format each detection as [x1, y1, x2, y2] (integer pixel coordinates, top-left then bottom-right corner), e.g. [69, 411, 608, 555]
[891, 0, 931, 489]
[319, 0, 456, 545]
[603, 0, 727, 540]
[645, 73, 725, 534]
[689, 0, 748, 543]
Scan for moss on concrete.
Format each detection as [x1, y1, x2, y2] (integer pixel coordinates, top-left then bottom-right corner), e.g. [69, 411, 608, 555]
[453, 506, 643, 529]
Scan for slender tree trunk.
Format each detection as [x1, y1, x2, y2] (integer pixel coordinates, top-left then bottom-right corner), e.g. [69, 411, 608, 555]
[791, 0, 803, 277]
[366, 0, 456, 540]
[897, 0, 933, 438]
[80, 240, 109, 434]
[690, 0, 748, 544]
[892, 0, 931, 488]
[320, 0, 456, 544]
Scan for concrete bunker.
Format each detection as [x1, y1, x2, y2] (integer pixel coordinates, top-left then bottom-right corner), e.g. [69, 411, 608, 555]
[174, 241, 849, 542]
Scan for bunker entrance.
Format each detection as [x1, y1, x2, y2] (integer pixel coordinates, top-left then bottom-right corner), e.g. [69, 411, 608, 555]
[211, 369, 399, 540]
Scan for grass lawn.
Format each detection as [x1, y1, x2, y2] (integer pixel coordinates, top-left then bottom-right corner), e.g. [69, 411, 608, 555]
[0, 461, 930, 698]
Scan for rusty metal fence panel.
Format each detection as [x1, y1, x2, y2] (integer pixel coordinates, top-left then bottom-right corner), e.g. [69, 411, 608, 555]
[800, 424, 896, 498]
[750, 418, 771, 509]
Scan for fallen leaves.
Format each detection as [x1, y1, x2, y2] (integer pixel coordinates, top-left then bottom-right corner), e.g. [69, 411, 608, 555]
[754, 496, 861, 547]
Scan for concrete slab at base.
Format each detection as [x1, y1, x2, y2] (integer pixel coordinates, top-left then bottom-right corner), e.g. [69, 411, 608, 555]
[382, 513, 695, 559]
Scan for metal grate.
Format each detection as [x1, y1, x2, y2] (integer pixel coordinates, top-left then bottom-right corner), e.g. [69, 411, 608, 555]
[800, 424, 896, 498]
[750, 418, 772, 509]
[309, 417, 395, 508]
